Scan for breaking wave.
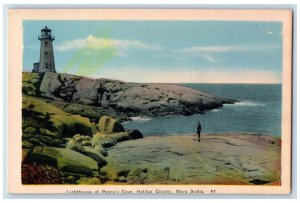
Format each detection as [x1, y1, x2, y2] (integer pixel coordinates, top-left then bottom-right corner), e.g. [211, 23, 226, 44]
[130, 116, 152, 122]
[225, 101, 266, 107]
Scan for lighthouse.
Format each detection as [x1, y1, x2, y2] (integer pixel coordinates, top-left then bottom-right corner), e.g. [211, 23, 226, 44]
[33, 26, 56, 73]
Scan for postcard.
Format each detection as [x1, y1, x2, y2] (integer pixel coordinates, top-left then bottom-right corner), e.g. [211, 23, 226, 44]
[7, 8, 292, 194]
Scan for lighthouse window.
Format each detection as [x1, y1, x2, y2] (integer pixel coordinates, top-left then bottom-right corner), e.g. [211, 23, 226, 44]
[45, 52, 48, 57]
[45, 63, 49, 69]
[45, 41, 48, 46]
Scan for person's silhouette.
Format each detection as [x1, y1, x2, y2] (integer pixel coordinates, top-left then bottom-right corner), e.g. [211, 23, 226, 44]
[197, 121, 202, 142]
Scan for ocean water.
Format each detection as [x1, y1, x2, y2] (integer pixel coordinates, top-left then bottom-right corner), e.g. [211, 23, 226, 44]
[122, 84, 282, 137]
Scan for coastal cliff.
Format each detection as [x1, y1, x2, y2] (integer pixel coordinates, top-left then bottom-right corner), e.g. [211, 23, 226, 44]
[22, 72, 236, 119]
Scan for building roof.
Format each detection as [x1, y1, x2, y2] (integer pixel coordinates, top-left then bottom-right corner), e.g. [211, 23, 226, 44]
[41, 26, 51, 31]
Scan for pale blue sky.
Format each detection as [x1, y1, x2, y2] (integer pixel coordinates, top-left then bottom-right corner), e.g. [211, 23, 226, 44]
[23, 20, 282, 83]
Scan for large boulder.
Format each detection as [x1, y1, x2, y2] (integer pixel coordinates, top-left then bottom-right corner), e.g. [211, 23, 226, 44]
[91, 131, 143, 149]
[104, 130, 143, 142]
[66, 139, 85, 154]
[72, 78, 101, 105]
[98, 116, 125, 133]
[128, 129, 143, 139]
[27, 146, 99, 176]
[50, 114, 93, 137]
[22, 95, 67, 116]
[40, 72, 62, 97]
[63, 104, 102, 121]
[106, 132, 131, 142]
[93, 145, 108, 157]
[83, 146, 107, 166]
[92, 132, 117, 148]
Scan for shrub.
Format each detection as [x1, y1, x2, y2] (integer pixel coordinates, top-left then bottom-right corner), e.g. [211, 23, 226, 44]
[22, 163, 66, 184]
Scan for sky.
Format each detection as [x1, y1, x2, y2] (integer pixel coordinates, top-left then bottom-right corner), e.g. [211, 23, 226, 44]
[23, 20, 282, 83]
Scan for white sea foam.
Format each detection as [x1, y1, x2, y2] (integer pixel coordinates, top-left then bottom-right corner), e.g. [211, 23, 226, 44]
[225, 101, 265, 107]
[130, 116, 152, 122]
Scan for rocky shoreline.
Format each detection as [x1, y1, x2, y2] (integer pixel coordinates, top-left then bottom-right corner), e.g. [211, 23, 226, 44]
[21, 72, 280, 186]
[102, 134, 281, 185]
[21, 96, 281, 185]
[22, 72, 236, 120]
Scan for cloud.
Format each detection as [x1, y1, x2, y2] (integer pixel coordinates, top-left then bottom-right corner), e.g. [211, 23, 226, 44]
[55, 35, 163, 55]
[55, 38, 86, 51]
[267, 31, 273, 35]
[174, 44, 281, 54]
[95, 66, 281, 84]
[202, 54, 216, 62]
[156, 51, 217, 64]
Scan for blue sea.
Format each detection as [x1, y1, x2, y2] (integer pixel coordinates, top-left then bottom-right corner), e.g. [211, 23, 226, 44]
[122, 84, 282, 137]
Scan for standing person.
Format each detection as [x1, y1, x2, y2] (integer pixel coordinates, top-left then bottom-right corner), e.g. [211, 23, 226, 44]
[197, 121, 202, 142]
